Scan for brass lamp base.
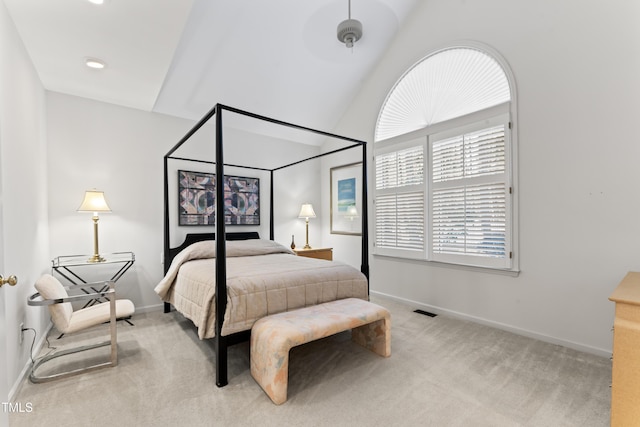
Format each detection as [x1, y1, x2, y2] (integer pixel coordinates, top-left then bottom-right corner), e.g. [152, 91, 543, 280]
[87, 254, 106, 263]
[304, 218, 312, 249]
[87, 214, 106, 263]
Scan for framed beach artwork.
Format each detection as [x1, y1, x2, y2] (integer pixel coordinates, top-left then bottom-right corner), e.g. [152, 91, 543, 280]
[178, 170, 260, 226]
[330, 162, 362, 235]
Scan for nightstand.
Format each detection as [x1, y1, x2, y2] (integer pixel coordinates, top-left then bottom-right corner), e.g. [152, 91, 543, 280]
[51, 252, 135, 307]
[293, 247, 333, 261]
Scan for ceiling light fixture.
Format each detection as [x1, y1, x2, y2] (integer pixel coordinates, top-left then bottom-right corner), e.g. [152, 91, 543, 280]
[87, 0, 105, 4]
[85, 58, 106, 69]
[337, 0, 363, 50]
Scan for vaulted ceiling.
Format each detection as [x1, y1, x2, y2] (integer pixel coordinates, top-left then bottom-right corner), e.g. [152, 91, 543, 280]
[5, 0, 420, 136]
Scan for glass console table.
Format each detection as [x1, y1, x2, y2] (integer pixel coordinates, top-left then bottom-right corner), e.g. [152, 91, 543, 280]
[51, 252, 135, 308]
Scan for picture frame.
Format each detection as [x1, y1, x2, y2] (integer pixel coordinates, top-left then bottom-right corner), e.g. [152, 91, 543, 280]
[178, 170, 260, 226]
[330, 162, 362, 235]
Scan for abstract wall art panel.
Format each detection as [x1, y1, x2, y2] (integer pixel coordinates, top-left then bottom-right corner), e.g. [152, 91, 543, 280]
[178, 170, 260, 226]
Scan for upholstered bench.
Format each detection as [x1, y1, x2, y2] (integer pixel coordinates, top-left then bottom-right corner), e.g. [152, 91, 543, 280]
[250, 297, 391, 405]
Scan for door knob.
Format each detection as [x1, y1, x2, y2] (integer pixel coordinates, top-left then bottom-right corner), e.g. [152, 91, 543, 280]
[0, 275, 17, 287]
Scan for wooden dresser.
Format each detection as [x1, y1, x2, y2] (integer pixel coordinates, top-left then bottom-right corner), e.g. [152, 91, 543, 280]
[609, 271, 640, 426]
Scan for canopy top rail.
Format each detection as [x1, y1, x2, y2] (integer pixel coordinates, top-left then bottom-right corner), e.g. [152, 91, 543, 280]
[165, 156, 273, 172]
[164, 103, 367, 163]
[220, 104, 366, 146]
[167, 141, 363, 173]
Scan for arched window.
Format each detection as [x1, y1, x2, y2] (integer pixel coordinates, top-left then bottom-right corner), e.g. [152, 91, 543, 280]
[374, 45, 518, 271]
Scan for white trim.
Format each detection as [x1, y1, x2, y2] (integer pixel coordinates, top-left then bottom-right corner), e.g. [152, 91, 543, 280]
[376, 102, 510, 146]
[373, 246, 425, 260]
[372, 253, 520, 276]
[429, 110, 509, 144]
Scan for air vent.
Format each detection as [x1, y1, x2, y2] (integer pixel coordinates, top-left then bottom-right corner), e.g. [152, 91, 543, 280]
[414, 309, 437, 317]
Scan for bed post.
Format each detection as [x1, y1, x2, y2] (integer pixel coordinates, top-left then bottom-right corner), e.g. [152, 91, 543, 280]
[214, 104, 229, 387]
[163, 156, 172, 313]
[361, 141, 369, 284]
[163, 104, 218, 314]
[269, 170, 275, 240]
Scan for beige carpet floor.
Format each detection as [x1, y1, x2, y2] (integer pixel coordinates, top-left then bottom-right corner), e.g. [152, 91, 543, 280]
[10, 296, 611, 426]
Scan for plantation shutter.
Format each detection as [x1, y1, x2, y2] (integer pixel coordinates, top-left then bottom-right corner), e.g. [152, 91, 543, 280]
[374, 144, 425, 256]
[430, 123, 511, 268]
[375, 48, 511, 142]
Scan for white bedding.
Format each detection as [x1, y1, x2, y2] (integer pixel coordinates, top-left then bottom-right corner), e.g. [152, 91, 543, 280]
[155, 239, 368, 339]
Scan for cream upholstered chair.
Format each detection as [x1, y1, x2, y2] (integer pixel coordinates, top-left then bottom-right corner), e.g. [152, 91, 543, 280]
[28, 274, 135, 383]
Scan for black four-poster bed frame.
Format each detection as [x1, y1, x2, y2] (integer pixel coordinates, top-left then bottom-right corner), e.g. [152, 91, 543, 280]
[163, 104, 369, 387]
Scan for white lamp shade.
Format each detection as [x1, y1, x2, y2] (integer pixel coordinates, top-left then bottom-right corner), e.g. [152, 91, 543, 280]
[346, 205, 358, 216]
[298, 203, 316, 219]
[77, 190, 112, 213]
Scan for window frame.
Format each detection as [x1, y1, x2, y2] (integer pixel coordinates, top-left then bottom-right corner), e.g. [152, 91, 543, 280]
[373, 102, 519, 273]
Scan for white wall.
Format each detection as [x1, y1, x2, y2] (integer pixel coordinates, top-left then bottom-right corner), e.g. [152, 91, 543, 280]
[330, 0, 640, 355]
[0, 0, 50, 399]
[46, 93, 196, 310]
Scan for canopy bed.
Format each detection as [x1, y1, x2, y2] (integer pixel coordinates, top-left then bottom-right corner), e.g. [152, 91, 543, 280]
[157, 104, 369, 387]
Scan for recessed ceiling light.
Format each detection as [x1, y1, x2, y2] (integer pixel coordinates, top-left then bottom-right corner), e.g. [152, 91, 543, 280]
[88, 0, 105, 4]
[85, 58, 106, 69]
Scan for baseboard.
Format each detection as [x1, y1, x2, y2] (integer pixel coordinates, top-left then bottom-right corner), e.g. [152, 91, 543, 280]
[9, 321, 53, 402]
[370, 290, 612, 359]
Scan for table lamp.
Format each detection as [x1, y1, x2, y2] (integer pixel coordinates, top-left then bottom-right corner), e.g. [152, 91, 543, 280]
[346, 205, 358, 220]
[77, 190, 111, 263]
[298, 203, 316, 249]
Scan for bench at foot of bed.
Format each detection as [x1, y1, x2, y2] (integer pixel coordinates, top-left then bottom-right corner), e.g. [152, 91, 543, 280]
[250, 298, 391, 405]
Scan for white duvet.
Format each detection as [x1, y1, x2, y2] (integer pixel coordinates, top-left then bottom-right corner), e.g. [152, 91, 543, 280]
[155, 239, 368, 339]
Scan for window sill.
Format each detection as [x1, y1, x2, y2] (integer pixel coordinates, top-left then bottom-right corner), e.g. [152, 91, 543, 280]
[372, 253, 520, 277]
